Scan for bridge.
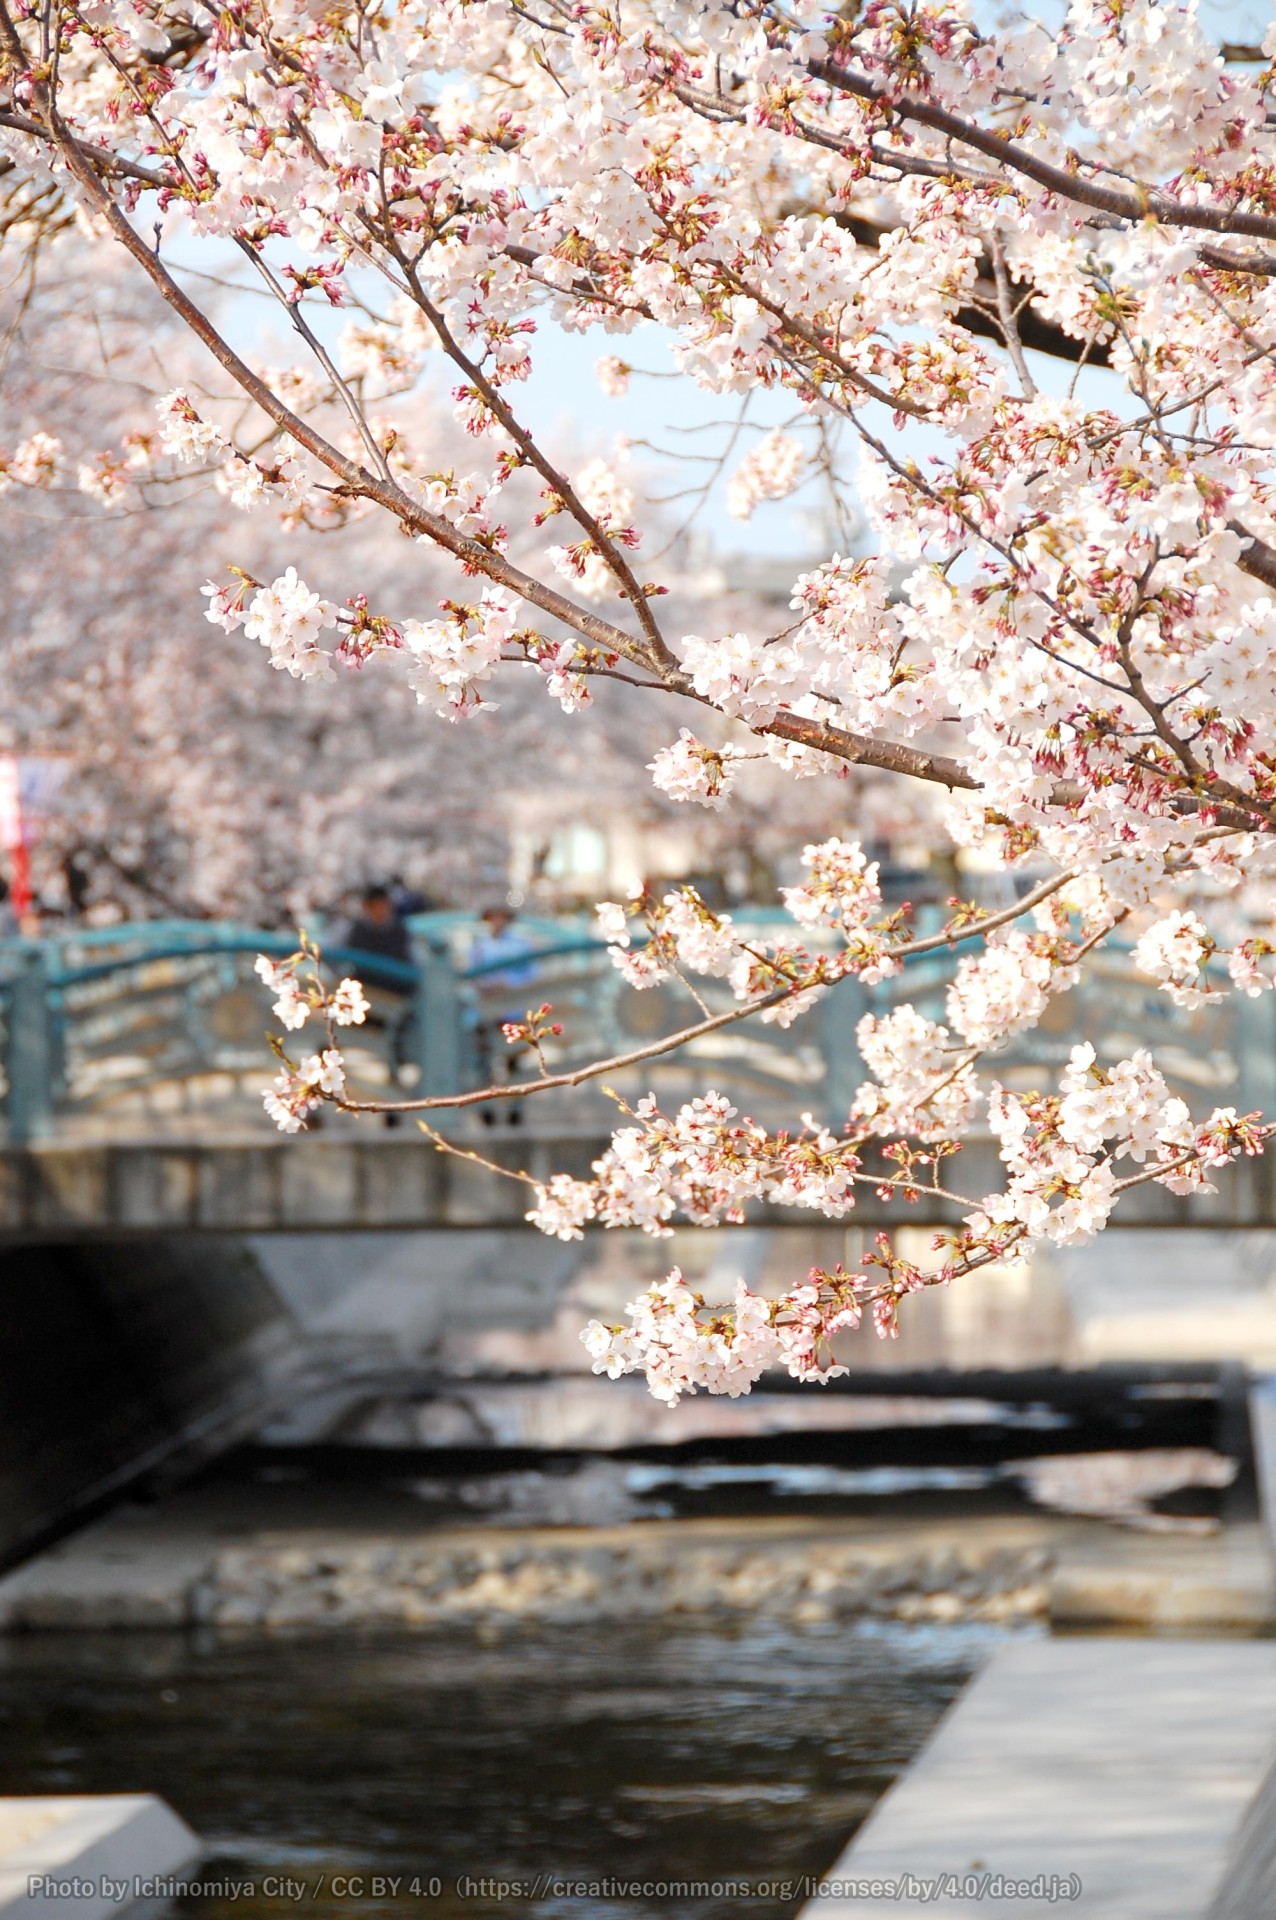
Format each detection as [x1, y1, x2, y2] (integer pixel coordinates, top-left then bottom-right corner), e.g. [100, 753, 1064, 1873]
[1, 910, 1275, 1234]
[0, 911, 1274, 1577]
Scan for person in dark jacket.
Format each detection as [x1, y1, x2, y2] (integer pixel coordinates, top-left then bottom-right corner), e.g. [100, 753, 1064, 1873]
[339, 886, 414, 1125]
[343, 885, 412, 965]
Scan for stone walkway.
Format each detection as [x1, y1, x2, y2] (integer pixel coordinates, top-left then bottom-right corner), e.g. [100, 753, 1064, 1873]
[805, 1640, 1276, 1919]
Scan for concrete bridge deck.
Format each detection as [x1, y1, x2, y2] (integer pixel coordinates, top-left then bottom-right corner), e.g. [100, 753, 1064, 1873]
[0, 1132, 1273, 1238]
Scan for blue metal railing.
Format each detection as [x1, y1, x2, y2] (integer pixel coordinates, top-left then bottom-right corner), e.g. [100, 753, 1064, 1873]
[0, 915, 619, 1141]
[0, 912, 1264, 1144]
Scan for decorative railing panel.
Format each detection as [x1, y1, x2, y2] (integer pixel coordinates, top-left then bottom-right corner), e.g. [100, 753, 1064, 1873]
[0, 913, 1267, 1142]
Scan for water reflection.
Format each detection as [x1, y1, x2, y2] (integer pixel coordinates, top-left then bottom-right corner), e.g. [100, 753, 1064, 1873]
[0, 1617, 1009, 1918]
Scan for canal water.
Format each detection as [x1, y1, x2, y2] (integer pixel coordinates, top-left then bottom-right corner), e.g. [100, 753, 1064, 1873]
[0, 1616, 1008, 1919]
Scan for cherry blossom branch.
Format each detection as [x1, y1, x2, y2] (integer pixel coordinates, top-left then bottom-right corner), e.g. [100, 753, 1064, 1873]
[0, 106, 170, 186]
[807, 55, 1276, 255]
[416, 1121, 541, 1188]
[330, 869, 1073, 1116]
[382, 249, 677, 671]
[34, 153, 677, 676]
[989, 234, 1038, 402]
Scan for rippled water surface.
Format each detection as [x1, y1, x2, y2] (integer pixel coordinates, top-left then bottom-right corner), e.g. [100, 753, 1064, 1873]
[0, 1617, 1006, 1919]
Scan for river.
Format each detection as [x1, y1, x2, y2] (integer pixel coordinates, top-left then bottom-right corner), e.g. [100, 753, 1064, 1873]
[0, 1615, 1011, 1918]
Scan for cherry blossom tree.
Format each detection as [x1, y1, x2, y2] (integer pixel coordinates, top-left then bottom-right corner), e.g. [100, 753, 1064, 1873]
[3, 0, 1276, 1398]
[3, 268, 830, 917]
[4, 513, 607, 918]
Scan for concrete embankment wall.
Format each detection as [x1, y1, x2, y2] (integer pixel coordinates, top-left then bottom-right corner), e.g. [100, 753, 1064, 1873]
[0, 1235, 301, 1571]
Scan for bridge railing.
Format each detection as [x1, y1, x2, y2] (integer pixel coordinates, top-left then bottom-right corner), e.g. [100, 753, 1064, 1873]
[0, 912, 1270, 1143]
[0, 912, 835, 1140]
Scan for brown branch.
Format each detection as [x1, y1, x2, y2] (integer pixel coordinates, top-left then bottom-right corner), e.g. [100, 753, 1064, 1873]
[384, 253, 678, 673]
[754, 708, 978, 789]
[809, 56, 1276, 259]
[338, 870, 1073, 1115]
[989, 234, 1038, 400]
[20, 106, 678, 684]
[1232, 522, 1276, 590]
[0, 105, 170, 187]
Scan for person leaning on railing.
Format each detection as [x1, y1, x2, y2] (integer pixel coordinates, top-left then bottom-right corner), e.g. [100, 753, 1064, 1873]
[468, 904, 536, 1126]
[338, 884, 415, 1122]
[340, 885, 413, 965]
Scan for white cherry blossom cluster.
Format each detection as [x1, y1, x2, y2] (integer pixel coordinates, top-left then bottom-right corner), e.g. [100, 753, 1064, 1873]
[1057, 1043, 1192, 1165]
[780, 838, 901, 983]
[947, 930, 1077, 1050]
[725, 429, 806, 521]
[1133, 911, 1219, 1008]
[582, 1265, 867, 1405]
[526, 1174, 596, 1242]
[255, 947, 370, 1130]
[1228, 941, 1276, 998]
[583, 1092, 863, 1235]
[254, 953, 369, 1034]
[530, 636, 593, 716]
[217, 455, 280, 513]
[968, 1044, 1254, 1247]
[678, 630, 798, 728]
[0, 432, 62, 492]
[594, 885, 826, 1025]
[545, 458, 638, 602]
[648, 730, 742, 809]
[567, 1046, 1267, 1400]
[155, 392, 227, 466]
[242, 571, 339, 682]
[263, 1052, 347, 1133]
[401, 588, 518, 719]
[852, 1004, 980, 1144]
[782, 838, 882, 934]
[204, 569, 339, 681]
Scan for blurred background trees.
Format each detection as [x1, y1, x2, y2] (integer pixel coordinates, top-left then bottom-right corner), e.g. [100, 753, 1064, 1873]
[0, 260, 939, 926]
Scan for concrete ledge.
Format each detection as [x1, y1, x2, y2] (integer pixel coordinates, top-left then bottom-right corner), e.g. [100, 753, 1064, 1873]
[805, 1640, 1276, 1919]
[0, 1137, 1266, 1239]
[0, 1797, 198, 1917]
[1049, 1566, 1276, 1631]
